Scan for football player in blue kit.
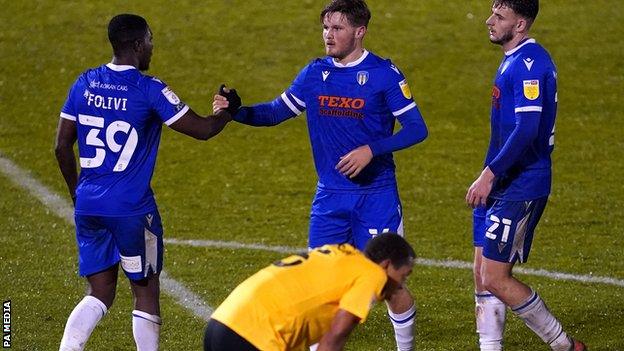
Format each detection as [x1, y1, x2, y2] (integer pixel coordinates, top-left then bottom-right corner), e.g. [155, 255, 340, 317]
[214, 1, 427, 349]
[466, 1, 585, 350]
[54, 14, 235, 351]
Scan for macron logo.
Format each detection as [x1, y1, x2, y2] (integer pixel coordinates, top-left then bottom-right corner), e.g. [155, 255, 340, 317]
[523, 58, 534, 71]
[322, 71, 330, 81]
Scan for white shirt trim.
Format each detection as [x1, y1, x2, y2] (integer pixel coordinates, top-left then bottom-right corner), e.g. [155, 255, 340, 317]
[290, 93, 306, 108]
[392, 102, 417, 116]
[281, 92, 302, 115]
[106, 63, 138, 72]
[505, 38, 536, 56]
[164, 105, 190, 126]
[515, 106, 542, 113]
[332, 50, 369, 68]
[60, 112, 76, 121]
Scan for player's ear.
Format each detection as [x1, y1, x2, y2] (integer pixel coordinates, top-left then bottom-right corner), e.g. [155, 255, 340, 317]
[355, 26, 366, 39]
[516, 18, 527, 33]
[133, 39, 143, 53]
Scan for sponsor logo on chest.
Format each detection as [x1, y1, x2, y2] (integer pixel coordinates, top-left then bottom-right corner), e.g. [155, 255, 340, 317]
[318, 95, 365, 119]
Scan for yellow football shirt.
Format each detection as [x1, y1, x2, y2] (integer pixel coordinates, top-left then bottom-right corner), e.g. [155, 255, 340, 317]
[210, 244, 387, 351]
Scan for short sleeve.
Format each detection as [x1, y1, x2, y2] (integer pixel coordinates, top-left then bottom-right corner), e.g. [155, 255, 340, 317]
[339, 268, 386, 323]
[511, 54, 546, 114]
[281, 64, 311, 116]
[145, 77, 189, 126]
[60, 79, 80, 121]
[383, 61, 417, 117]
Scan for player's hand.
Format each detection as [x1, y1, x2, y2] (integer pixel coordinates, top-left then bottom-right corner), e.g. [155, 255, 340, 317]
[466, 167, 495, 208]
[218, 84, 241, 116]
[213, 94, 229, 114]
[336, 145, 373, 178]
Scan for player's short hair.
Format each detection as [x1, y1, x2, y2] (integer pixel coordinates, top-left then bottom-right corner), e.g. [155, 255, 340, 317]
[108, 14, 149, 55]
[320, 0, 371, 28]
[493, 0, 539, 24]
[364, 233, 415, 269]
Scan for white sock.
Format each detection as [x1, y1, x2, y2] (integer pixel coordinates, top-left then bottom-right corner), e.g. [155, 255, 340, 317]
[387, 303, 416, 351]
[511, 291, 572, 351]
[132, 310, 162, 351]
[475, 291, 506, 351]
[59, 295, 107, 351]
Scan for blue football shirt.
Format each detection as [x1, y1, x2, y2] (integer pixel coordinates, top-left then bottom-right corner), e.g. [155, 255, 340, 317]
[60, 63, 189, 216]
[280, 50, 422, 192]
[487, 39, 558, 200]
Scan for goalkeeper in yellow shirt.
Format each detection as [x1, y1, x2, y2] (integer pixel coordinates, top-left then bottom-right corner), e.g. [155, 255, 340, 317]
[204, 233, 415, 351]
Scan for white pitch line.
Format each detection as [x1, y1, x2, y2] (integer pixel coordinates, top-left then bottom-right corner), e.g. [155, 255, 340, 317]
[164, 238, 624, 288]
[3, 149, 624, 303]
[0, 152, 213, 321]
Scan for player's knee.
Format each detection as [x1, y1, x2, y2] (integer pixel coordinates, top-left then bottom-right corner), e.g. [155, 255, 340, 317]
[88, 290, 115, 309]
[473, 263, 483, 282]
[481, 273, 505, 294]
[87, 284, 116, 308]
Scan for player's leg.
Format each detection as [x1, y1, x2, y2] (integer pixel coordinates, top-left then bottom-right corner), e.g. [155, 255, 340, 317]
[473, 206, 506, 351]
[108, 211, 164, 351]
[385, 286, 416, 351]
[481, 198, 580, 351]
[60, 215, 119, 351]
[130, 274, 161, 351]
[308, 188, 353, 249]
[353, 189, 415, 351]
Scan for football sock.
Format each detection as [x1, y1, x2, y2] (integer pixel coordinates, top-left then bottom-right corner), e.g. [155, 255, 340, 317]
[387, 303, 416, 351]
[132, 310, 162, 351]
[511, 290, 572, 351]
[59, 295, 107, 351]
[475, 291, 506, 351]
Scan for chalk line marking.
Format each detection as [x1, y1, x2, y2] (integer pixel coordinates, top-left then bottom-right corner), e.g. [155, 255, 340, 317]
[0, 152, 213, 321]
[2, 150, 622, 326]
[164, 239, 624, 288]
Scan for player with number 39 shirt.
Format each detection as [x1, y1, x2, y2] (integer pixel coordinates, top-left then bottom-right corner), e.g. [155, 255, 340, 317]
[54, 14, 234, 351]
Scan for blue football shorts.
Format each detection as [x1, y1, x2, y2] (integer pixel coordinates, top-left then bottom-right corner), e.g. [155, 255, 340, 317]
[308, 187, 404, 250]
[74, 210, 164, 280]
[473, 197, 548, 264]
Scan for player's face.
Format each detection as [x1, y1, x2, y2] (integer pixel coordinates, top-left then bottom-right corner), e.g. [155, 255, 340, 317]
[138, 28, 153, 71]
[384, 258, 414, 296]
[485, 5, 519, 46]
[322, 12, 362, 60]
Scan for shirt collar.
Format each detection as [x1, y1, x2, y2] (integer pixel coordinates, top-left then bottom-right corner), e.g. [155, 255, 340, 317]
[332, 50, 369, 68]
[505, 38, 536, 56]
[106, 63, 137, 71]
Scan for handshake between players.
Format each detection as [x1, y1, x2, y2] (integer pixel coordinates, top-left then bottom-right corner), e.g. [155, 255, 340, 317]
[214, 84, 241, 116]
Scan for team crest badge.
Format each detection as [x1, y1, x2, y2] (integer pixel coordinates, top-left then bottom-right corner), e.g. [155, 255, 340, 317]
[399, 79, 412, 99]
[523, 80, 540, 100]
[161, 86, 181, 104]
[357, 71, 369, 85]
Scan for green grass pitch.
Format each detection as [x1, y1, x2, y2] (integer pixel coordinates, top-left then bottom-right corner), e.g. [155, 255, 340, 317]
[0, 0, 623, 350]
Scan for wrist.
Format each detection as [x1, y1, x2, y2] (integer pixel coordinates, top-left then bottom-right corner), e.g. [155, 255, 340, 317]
[482, 166, 496, 182]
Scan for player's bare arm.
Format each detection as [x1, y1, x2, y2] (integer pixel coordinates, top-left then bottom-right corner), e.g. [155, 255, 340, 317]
[317, 309, 360, 351]
[169, 108, 232, 140]
[54, 118, 78, 204]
